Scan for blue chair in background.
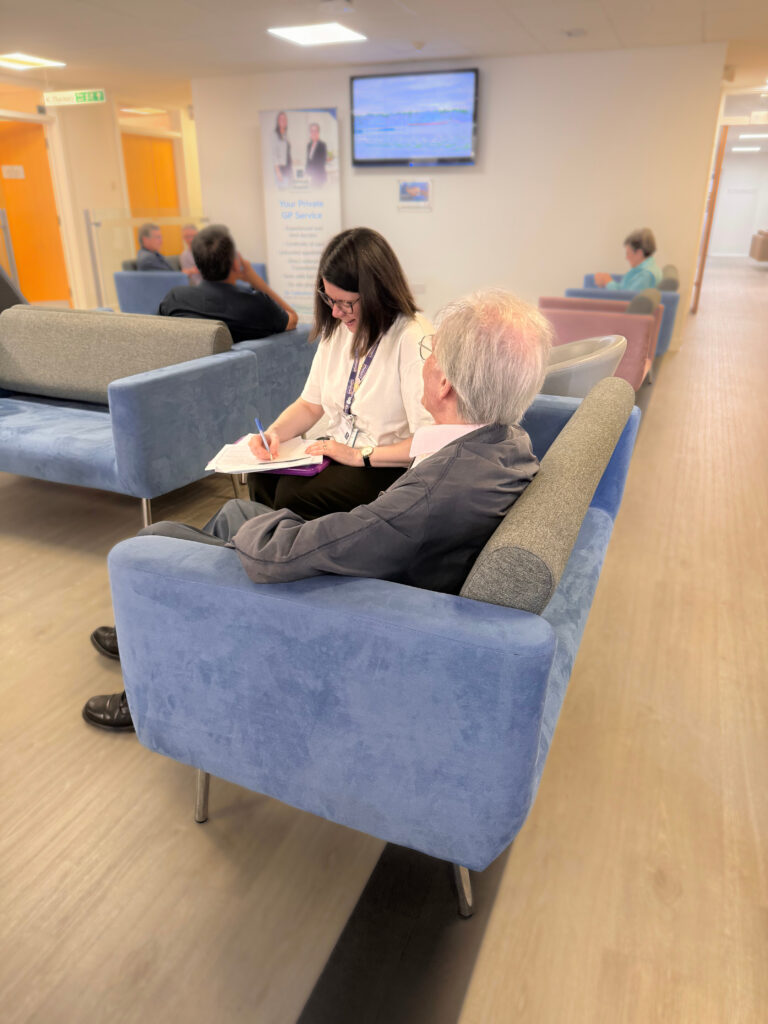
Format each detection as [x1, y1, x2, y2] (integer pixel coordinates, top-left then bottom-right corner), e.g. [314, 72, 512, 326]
[114, 263, 270, 315]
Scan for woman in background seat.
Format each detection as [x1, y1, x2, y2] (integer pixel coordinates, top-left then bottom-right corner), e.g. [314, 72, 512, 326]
[594, 227, 661, 291]
[248, 227, 433, 519]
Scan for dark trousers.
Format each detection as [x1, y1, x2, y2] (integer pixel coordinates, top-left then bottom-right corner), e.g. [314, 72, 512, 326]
[248, 464, 405, 519]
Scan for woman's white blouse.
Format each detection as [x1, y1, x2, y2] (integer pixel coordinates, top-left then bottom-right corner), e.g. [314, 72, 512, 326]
[301, 313, 435, 448]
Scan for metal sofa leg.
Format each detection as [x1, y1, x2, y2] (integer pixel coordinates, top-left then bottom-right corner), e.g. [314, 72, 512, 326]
[141, 498, 152, 527]
[452, 863, 474, 918]
[195, 770, 210, 823]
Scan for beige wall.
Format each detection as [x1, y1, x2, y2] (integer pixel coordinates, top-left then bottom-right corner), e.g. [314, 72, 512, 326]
[192, 43, 725, 347]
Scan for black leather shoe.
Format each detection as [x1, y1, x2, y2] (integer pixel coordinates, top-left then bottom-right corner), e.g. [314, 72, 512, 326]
[82, 691, 134, 731]
[90, 625, 120, 660]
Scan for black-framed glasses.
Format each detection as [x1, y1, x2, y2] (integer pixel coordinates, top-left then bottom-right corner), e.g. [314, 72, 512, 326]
[419, 334, 435, 361]
[317, 290, 361, 315]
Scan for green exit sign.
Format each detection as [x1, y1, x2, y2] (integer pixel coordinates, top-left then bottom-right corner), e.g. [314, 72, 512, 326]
[75, 90, 105, 104]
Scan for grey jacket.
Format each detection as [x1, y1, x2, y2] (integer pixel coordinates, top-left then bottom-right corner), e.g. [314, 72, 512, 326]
[233, 424, 539, 595]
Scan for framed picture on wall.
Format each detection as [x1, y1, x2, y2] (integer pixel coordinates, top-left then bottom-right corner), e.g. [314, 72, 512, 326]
[398, 179, 432, 210]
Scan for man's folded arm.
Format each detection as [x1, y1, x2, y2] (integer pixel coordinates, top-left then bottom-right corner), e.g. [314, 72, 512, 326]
[231, 478, 429, 584]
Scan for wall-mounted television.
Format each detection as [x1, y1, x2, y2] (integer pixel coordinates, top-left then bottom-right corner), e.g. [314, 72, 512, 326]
[351, 68, 478, 167]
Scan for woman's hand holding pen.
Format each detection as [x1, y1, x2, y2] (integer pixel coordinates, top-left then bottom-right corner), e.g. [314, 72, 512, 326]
[249, 429, 280, 461]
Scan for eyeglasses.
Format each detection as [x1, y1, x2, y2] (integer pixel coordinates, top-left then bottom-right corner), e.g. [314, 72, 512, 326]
[317, 290, 361, 315]
[419, 334, 435, 361]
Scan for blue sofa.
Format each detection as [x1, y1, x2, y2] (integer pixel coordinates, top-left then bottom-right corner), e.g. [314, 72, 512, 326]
[0, 307, 313, 524]
[566, 274, 680, 356]
[114, 263, 269, 314]
[107, 378, 640, 913]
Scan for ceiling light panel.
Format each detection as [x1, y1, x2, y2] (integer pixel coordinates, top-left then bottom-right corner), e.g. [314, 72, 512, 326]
[0, 52, 66, 70]
[267, 23, 366, 46]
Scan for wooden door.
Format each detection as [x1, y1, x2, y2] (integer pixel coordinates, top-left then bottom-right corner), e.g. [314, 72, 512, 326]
[121, 133, 182, 255]
[0, 120, 70, 303]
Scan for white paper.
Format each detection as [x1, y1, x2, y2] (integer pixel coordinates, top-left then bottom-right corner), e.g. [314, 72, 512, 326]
[206, 434, 323, 474]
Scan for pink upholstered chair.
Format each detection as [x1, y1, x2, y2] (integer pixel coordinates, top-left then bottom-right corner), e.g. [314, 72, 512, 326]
[539, 296, 661, 390]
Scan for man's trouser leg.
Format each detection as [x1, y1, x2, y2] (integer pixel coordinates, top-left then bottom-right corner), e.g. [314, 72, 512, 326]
[138, 499, 275, 545]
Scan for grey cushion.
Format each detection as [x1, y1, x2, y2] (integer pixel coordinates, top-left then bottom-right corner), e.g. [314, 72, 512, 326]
[460, 377, 635, 614]
[659, 264, 679, 291]
[0, 307, 232, 405]
[626, 288, 660, 315]
[121, 259, 138, 271]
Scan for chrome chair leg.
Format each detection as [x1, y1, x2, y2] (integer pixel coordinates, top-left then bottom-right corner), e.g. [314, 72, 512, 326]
[453, 863, 474, 918]
[141, 498, 152, 527]
[194, 770, 210, 823]
[239, 473, 247, 486]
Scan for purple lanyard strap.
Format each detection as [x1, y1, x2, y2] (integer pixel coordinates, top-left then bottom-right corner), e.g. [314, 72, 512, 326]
[343, 341, 380, 415]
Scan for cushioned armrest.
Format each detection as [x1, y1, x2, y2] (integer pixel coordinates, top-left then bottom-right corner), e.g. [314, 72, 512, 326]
[108, 350, 262, 498]
[232, 325, 314, 425]
[109, 536, 557, 869]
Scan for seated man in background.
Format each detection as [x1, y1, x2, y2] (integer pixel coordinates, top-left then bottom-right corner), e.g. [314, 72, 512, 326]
[179, 223, 201, 285]
[83, 289, 552, 730]
[136, 223, 175, 271]
[593, 227, 661, 291]
[158, 224, 298, 341]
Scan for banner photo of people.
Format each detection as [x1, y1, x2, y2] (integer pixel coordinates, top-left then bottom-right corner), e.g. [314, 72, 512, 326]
[259, 108, 341, 322]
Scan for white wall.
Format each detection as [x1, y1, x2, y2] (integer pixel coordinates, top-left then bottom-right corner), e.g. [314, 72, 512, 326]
[709, 150, 768, 255]
[192, 44, 725, 347]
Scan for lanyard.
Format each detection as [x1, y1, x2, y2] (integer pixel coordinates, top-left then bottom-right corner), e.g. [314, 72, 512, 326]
[343, 341, 379, 415]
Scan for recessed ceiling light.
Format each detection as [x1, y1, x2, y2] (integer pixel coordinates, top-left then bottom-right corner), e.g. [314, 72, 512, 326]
[267, 22, 366, 46]
[120, 107, 167, 115]
[0, 52, 66, 70]
[739, 133, 768, 139]
[732, 146, 760, 152]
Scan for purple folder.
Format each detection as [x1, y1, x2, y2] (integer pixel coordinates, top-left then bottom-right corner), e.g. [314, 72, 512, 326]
[261, 457, 331, 477]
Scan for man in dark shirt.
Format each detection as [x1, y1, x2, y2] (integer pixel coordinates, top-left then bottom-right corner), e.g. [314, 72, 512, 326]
[136, 223, 174, 271]
[158, 224, 297, 342]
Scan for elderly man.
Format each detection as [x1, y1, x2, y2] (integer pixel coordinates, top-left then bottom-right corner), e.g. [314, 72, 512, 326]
[83, 289, 552, 730]
[158, 223, 297, 340]
[135, 223, 174, 271]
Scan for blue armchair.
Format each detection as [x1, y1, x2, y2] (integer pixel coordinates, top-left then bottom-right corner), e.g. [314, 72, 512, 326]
[114, 263, 269, 315]
[108, 380, 640, 914]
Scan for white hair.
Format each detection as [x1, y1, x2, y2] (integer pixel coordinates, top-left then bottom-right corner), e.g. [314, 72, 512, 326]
[433, 289, 553, 425]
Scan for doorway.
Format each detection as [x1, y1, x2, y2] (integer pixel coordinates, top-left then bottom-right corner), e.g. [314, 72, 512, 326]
[121, 133, 182, 256]
[0, 120, 71, 303]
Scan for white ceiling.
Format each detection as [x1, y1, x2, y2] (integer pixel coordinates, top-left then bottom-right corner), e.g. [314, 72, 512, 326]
[1, 0, 768, 107]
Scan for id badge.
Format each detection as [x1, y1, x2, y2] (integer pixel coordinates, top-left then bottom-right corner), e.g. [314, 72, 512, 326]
[341, 413, 358, 446]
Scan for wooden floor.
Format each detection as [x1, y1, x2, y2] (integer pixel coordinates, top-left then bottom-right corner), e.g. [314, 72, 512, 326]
[1, 258, 766, 1022]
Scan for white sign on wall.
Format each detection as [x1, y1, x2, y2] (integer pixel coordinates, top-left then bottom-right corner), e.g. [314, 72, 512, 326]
[259, 108, 341, 322]
[43, 89, 106, 107]
[1, 165, 25, 179]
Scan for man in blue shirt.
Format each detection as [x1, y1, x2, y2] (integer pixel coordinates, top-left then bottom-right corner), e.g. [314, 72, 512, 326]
[594, 228, 661, 291]
[136, 223, 174, 271]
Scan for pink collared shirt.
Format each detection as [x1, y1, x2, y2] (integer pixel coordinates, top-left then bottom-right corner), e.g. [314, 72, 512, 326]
[409, 423, 484, 467]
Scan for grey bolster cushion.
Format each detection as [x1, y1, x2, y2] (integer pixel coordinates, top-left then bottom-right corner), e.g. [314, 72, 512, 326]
[0, 306, 232, 404]
[626, 288, 660, 315]
[460, 376, 635, 614]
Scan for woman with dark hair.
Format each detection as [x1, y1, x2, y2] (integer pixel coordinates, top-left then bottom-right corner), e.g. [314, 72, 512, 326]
[248, 227, 434, 519]
[272, 111, 292, 184]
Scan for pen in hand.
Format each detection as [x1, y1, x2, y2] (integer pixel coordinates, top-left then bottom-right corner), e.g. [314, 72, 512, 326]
[254, 417, 274, 461]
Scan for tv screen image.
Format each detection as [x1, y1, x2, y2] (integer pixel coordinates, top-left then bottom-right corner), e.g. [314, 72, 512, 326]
[351, 69, 478, 166]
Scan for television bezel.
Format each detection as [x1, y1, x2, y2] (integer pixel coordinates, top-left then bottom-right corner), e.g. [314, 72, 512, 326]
[350, 67, 479, 168]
